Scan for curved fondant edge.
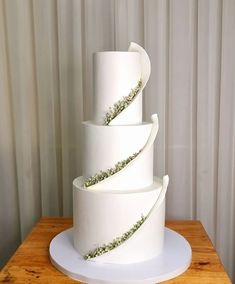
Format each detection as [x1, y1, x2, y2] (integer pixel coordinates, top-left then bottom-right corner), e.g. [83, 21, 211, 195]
[84, 174, 169, 262]
[109, 42, 151, 125]
[86, 114, 158, 190]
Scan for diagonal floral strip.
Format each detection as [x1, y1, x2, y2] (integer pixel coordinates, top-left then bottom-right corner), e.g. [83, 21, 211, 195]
[86, 114, 159, 190]
[84, 215, 147, 259]
[84, 149, 142, 187]
[84, 175, 169, 260]
[103, 79, 142, 125]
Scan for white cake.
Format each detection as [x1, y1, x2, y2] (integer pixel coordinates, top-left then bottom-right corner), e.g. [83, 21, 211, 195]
[73, 43, 169, 264]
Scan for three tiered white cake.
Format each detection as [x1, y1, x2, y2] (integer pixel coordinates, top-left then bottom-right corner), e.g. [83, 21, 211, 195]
[73, 43, 169, 264]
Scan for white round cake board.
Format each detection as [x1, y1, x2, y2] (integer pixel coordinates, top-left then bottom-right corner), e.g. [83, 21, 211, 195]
[49, 228, 192, 284]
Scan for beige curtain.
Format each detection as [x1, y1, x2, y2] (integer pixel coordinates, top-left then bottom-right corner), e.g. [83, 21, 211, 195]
[0, 0, 234, 280]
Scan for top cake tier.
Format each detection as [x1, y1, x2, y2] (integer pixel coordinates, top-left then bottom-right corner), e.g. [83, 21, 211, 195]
[92, 43, 151, 125]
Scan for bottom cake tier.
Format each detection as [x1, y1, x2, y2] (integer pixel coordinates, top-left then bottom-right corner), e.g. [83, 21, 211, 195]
[73, 176, 168, 265]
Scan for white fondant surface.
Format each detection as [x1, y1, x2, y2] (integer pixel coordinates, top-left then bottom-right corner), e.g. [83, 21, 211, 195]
[82, 121, 153, 190]
[66, 42, 175, 279]
[108, 43, 152, 126]
[87, 115, 159, 191]
[93, 52, 142, 125]
[73, 177, 165, 264]
[50, 228, 192, 284]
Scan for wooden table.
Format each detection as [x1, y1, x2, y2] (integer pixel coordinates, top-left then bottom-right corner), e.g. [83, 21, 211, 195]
[0, 218, 231, 283]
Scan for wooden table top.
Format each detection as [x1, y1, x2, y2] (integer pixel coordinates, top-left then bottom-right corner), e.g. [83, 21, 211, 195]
[0, 218, 231, 283]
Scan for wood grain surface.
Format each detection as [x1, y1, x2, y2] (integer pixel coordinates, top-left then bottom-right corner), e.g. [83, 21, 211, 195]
[0, 218, 231, 283]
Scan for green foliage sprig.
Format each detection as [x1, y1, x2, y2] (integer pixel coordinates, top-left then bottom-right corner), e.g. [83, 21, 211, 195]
[104, 80, 142, 125]
[84, 149, 142, 187]
[84, 214, 147, 260]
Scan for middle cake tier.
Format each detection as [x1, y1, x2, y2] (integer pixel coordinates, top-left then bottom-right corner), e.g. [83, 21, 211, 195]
[82, 121, 154, 190]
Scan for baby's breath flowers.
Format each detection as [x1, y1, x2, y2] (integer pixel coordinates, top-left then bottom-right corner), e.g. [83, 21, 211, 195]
[84, 149, 142, 187]
[104, 79, 142, 125]
[84, 214, 147, 260]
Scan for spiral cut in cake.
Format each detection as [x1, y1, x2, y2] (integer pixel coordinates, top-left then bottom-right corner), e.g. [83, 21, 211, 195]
[93, 42, 151, 125]
[103, 42, 151, 126]
[83, 175, 169, 260]
[73, 42, 169, 264]
[84, 114, 159, 190]
[103, 79, 142, 125]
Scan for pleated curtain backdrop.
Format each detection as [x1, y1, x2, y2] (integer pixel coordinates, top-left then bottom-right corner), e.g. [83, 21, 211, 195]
[0, 0, 234, 280]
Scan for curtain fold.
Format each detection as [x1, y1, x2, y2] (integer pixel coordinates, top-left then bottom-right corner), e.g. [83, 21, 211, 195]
[0, 0, 234, 280]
